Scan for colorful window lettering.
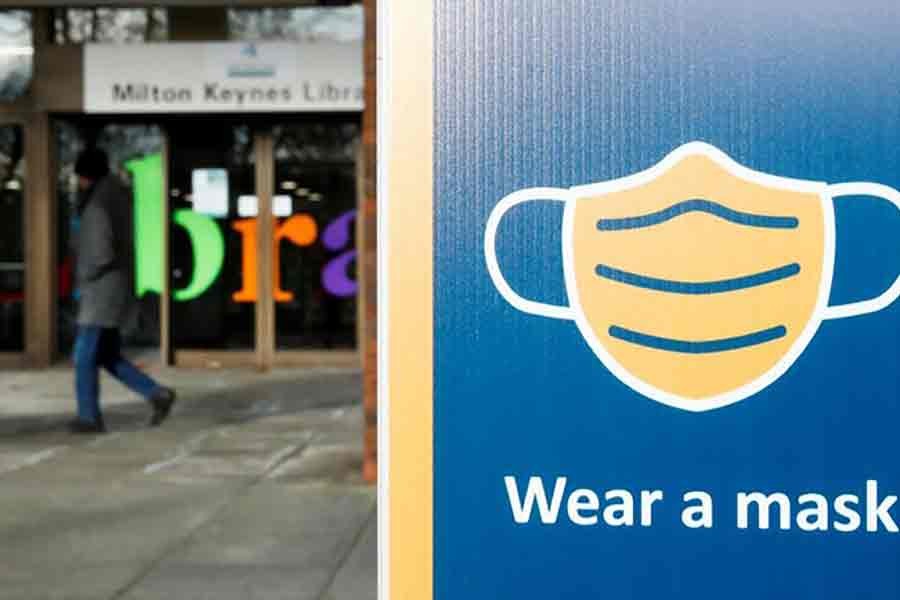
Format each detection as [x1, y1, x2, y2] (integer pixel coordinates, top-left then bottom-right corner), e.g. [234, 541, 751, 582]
[126, 153, 357, 303]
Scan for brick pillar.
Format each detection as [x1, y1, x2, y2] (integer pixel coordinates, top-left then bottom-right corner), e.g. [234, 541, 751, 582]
[361, 0, 378, 484]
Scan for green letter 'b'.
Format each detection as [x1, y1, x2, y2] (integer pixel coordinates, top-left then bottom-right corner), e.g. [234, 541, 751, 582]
[127, 153, 225, 302]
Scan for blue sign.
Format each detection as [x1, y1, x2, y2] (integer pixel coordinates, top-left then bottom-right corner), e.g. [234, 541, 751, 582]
[428, 1, 900, 598]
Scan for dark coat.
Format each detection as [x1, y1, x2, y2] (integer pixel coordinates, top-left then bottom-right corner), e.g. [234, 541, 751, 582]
[76, 175, 134, 328]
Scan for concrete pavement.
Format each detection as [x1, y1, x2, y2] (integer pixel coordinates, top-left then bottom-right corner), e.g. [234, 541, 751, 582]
[0, 364, 376, 600]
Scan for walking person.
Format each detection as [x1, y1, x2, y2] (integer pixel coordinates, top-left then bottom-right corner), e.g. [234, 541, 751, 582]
[69, 146, 175, 434]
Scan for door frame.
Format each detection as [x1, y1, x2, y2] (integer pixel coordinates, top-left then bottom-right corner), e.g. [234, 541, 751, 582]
[169, 120, 362, 370]
[167, 120, 264, 369]
[0, 113, 50, 367]
[169, 117, 363, 371]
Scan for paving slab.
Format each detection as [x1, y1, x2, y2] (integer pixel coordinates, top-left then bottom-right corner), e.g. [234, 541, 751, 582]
[323, 511, 378, 600]
[0, 366, 377, 599]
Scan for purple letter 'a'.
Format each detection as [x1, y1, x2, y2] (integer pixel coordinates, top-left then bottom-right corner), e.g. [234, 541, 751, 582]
[321, 210, 357, 297]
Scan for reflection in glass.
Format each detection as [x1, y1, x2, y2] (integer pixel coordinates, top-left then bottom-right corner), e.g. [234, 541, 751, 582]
[229, 6, 363, 42]
[274, 122, 359, 350]
[0, 124, 24, 351]
[0, 11, 32, 102]
[55, 121, 164, 355]
[53, 8, 168, 44]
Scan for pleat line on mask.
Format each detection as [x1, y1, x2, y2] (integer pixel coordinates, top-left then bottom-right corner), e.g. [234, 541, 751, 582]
[608, 324, 788, 354]
[595, 263, 801, 294]
[595, 199, 800, 231]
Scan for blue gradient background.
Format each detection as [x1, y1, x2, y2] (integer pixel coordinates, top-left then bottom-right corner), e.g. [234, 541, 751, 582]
[433, 1, 900, 598]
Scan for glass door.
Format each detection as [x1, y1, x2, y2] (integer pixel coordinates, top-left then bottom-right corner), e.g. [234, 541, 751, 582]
[164, 118, 360, 368]
[0, 123, 24, 355]
[167, 120, 257, 362]
[272, 122, 360, 353]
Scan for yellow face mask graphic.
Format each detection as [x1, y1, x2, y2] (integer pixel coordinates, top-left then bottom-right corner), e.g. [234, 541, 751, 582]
[485, 142, 900, 412]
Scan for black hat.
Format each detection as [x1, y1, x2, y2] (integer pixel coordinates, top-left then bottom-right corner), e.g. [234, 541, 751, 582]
[74, 147, 110, 181]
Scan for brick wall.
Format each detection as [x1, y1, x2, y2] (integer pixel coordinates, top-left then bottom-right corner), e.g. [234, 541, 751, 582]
[361, 0, 377, 484]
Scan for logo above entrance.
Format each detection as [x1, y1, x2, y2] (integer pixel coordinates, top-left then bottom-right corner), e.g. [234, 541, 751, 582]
[485, 142, 900, 412]
[229, 43, 276, 79]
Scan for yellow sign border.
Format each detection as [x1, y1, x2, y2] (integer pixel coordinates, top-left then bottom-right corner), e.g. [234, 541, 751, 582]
[378, 1, 433, 599]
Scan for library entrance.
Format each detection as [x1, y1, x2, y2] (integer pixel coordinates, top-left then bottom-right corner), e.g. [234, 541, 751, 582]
[55, 115, 361, 369]
[0, 12, 367, 371]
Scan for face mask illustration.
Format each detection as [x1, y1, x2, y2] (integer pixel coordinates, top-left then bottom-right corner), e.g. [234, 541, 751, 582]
[485, 142, 900, 412]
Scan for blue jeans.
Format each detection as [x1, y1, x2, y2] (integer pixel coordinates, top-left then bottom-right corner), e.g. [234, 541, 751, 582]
[74, 326, 161, 423]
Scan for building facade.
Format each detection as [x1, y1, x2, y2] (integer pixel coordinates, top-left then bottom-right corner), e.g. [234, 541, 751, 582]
[0, 1, 377, 478]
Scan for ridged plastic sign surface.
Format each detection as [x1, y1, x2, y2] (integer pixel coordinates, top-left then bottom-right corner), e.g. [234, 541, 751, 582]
[427, 2, 900, 599]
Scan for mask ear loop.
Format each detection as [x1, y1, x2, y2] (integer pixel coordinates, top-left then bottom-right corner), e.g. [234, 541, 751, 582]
[822, 182, 900, 320]
[485, 188, 575, 320]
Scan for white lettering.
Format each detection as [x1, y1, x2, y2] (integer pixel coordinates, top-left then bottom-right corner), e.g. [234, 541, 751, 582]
[681, 491, 713, 528]
[567, 489, 600, 526]
[737, 492, 791, 530]
[834, 494, 861, 533]
[603, 490, 634, 527]
[866, 480, 898, 533]
[796, 493, 828, 532]
[640, 490, 664, 526]
[504, 476, 566, 525]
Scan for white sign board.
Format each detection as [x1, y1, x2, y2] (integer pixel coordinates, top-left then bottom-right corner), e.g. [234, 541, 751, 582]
[191, 169, 229, 217]
[84, 41, 363, 113]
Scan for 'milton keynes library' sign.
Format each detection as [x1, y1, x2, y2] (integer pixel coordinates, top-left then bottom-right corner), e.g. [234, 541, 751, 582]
[84, 41, 362, 113]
